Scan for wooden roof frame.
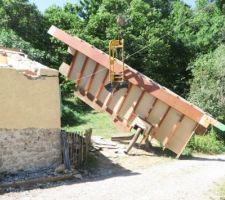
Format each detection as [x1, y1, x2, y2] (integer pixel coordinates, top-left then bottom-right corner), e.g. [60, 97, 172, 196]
[48, 25, 225, 131]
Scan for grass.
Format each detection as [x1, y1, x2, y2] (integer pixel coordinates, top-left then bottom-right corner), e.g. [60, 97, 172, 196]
[62, 97, 121, 138]
[64, 110, 121, 138]
[217, 181, 225, 199]
[187, 129, 225, 154]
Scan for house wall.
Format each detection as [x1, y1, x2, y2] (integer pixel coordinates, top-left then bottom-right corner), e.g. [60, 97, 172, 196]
[0, 68, 62, 173]
[0, 68, 61, 129]
[0, 128, 61, 173]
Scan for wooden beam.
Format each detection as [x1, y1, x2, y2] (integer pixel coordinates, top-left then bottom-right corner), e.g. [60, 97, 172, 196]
[102, 83, 119, 110]
[164, 115, 185, 147]
[125, 127, 142, 153]
[94, 70, 109, 101]
[151, 107, 171, 139]
[59, 62, 70, 77]
[48, 25, 207, 124]
[85, 63, 99, 94]
[75, 89, 102, 112]
[67, 46, 76, 55]
[175, 123, 198, 158]
[113, 84, 131, 119]
[144, 98, 158, 121]
[126, 90, 145, 123]
[67, 51, 78, 79]
[74, 89, 130, 132]
[76, 57, 89, 85]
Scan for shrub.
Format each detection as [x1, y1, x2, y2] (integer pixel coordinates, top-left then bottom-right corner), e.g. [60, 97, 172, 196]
[187, 129, 225, 154]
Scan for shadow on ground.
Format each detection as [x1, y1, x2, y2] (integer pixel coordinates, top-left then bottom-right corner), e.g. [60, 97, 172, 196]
[0, 150, 139, 195]
[180, 155, 225, 162]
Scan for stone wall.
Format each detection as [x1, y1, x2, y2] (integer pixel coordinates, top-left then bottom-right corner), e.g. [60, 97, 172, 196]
[0, 128, 62, 173]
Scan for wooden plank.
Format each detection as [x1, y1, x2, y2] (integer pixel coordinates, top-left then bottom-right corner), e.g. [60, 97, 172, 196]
[59, 62, 70, 77]
[85, 63, 99, 94]
[75, 89, 102, 112]
[144, 98, 158, 120]
[76, 57, 89, 85]
[151, 106, 171, 139]
[94, 70, 109, 101]
[164, 115, 185, 148]
[69, 52, 87, 81]
[125, 127, 142, 153]
[48, 26, 207, 124]
[67, 46, 76, 55]
[74, 89, 130, 132]
[165, 116, 197, 156]
[108, 88, 127, 112]
[113, 84, 131, 118]
[146, 100, 168, 126]
[79, 59, 97, 90]
[126, 90, 145, 122]
[176, 123, 198, 158]
[102, 83, 119, 110]
[67, 51, 78, 79]
[154, 108, 183, 145]
[118, 86, 142, 121]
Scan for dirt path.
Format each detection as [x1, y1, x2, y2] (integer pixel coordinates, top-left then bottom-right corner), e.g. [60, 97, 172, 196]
[1, 154, 225, 200]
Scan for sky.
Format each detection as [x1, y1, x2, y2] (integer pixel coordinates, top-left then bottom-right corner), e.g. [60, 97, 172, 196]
[30, 0, 196, 13]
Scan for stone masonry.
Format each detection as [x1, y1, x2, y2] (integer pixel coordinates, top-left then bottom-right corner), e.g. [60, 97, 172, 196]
[0, 128, 62, 173]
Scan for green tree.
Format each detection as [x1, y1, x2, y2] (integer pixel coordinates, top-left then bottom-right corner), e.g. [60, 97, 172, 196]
[0, 0, 46, 49]
[0, 28, 45, 62]
[188, 45, 225, 122]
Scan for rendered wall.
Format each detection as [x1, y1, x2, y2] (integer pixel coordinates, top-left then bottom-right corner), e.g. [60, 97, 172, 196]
[0, 67, 61, 173]
[0, 68, 61, 129]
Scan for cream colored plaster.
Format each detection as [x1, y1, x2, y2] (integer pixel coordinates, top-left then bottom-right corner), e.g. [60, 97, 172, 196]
[0, 68, 61, 129]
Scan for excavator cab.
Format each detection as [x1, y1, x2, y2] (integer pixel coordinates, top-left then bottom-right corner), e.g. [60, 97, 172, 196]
[105, 39, 128, 92]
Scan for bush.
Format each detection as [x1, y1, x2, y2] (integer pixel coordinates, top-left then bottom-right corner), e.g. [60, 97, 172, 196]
[187, 129, 225, 154]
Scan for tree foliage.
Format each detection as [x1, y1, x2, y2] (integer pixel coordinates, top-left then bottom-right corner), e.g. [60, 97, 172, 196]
[188, 45, 225, 121]
[0, 28, 45, 62]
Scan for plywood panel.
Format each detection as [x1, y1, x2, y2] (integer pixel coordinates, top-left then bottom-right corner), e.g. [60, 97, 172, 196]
[79, 59, 96, 89]
[88, 65, 107, 97]
[118, 86, 142, 120]
[69, 52, 86, 80]
[135, 93, 155, 118]
[98, 87, 110, 105]
[166, 117, 197, 154]
[154, 108, 183, 144]
[147, 100, 169, 126]
[108, 88, 127, 113]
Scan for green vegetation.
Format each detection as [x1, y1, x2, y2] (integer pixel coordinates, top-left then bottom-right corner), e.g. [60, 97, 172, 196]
[187, 130, 225, 154]
[0, 0, 225, 154]
[217, 181, 225, 199]
[62, 98, 120, 138]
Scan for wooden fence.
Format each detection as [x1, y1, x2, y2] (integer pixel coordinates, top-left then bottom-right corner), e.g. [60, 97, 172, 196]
[61, 129, 92, 170]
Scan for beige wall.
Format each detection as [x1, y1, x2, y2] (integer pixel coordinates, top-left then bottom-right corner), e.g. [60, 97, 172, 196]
[0, 68, 61, 129]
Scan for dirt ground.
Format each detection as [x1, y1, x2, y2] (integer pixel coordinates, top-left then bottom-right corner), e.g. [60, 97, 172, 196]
[1, 138, 225, 200]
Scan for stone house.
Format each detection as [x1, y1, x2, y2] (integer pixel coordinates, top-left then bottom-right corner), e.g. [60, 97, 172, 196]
[0, 48, 61, 173]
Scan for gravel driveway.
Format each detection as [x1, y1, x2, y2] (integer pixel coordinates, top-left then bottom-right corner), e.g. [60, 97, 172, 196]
[1, 154, 225, 200]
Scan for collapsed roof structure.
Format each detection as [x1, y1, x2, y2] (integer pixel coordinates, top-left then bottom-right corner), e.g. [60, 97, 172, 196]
[48, 25, 225, 157]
